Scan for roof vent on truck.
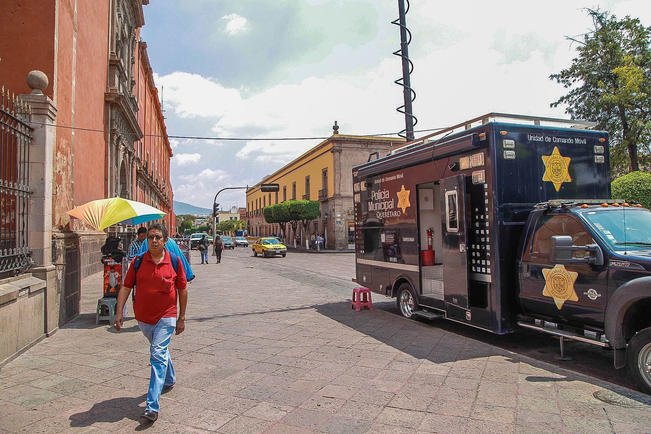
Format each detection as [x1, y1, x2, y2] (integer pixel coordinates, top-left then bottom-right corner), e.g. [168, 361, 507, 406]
[390, 112, 597, 156]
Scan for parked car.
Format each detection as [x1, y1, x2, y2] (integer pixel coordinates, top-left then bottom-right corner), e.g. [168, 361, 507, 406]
[190, 232, 209, 249]
[252, 237, 287, 258]
[234, 236, 249, 247]
[220, 236, 235, 249]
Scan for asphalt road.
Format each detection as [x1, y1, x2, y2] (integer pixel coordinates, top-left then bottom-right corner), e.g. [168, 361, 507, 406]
[218, 246, 635, 392]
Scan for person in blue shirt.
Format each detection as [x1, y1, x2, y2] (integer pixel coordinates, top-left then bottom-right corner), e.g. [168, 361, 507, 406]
[127, 227, 148, 262]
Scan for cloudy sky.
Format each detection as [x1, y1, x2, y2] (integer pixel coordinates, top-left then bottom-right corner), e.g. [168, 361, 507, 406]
[140, 0, 650, 210]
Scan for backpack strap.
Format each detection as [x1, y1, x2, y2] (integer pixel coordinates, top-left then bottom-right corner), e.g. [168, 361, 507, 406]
[169, 251, 179, 273]
[133, 250, 179, 277]
[133, 253, 145, 274]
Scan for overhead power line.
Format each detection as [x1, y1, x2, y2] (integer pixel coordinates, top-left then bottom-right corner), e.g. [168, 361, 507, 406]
[26, 120, 445, 141]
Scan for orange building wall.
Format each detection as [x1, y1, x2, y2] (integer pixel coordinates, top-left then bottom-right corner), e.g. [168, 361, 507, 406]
[51, 0, 111, 227]
[0, 1, 56, 98]
[71, 0, 110, 208]
[52, 0, 76, 227]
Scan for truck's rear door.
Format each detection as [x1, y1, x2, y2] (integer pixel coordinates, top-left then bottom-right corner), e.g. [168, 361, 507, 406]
[441, 174, 469, 309]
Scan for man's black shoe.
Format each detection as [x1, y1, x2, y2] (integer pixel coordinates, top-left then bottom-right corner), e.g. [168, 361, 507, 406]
[162, 383, 175, 394]
[141, 410, 158, 423]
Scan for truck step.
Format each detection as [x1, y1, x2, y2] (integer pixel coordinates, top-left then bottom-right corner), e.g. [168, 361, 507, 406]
[517, 321, 609, 347]
[413, 309, 444, 320]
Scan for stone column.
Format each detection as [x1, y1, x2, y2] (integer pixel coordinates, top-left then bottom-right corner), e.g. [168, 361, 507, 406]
[20, 71, 59, 335]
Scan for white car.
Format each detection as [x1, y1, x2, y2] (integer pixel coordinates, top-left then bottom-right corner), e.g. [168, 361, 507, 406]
[234, 236, 249, 247]
[190, 232, 209, 249]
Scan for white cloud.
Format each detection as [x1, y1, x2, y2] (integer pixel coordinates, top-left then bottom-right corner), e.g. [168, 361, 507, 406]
[180, 168, 229, 182]
[155, 72, 243, 120]
[173, 153, 201, 166]
[222, 13, 248, 36]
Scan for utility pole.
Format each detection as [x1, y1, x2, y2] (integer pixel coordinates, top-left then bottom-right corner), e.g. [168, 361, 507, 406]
[212, 184, 279, 237]
[393, 0, 417, 140]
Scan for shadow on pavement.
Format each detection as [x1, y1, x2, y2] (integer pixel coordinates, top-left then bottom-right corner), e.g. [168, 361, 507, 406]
[314, 300, 651, 405]
[187, 304, 318, 322]
[69, 393, 148, 428]
[62, 313, 141, 333]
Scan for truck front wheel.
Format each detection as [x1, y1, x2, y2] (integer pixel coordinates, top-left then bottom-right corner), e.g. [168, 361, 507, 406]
[396, 284, 417, 319]
[626, 326, 651, 394]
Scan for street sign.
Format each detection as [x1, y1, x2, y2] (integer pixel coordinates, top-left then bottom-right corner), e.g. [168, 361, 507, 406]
[260, 183, 280, 192]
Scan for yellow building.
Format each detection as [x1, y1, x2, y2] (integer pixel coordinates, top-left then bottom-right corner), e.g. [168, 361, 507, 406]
[247, 124, 404, 250]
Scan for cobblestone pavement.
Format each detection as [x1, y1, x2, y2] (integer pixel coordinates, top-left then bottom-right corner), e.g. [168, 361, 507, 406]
[1, 248, 650, 433]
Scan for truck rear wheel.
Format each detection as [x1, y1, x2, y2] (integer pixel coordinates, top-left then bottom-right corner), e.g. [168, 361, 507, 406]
[396, 283, 417, 319]
[626, 326, 651, 394]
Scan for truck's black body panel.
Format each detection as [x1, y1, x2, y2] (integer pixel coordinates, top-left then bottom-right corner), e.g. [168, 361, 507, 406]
[353, 121, 610, 334]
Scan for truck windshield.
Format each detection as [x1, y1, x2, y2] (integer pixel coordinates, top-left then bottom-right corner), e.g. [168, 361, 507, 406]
[581, 209, 651, 251]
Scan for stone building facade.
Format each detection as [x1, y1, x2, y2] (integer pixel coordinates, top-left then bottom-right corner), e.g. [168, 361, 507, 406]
[247, 125, 404, 250]
[0, 0, 174, 362]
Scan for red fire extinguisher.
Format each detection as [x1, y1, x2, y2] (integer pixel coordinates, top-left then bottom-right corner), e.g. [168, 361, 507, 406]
[427, 228, 433, 251]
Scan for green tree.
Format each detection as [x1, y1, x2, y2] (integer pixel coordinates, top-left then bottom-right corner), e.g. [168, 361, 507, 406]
[263, 200, 319, 243]
[612, 171, 651, 208]
[216, 219, 247, 234]
[550, 9, 651, 175]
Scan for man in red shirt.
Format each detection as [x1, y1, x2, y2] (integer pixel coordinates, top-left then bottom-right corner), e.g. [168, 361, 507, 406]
[114, 223, 187, 423]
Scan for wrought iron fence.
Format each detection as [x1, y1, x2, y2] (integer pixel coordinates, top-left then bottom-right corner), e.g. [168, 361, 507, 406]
[0, 86, 32, 277]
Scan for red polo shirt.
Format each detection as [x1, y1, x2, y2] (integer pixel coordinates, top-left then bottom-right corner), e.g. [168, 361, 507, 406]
[123, 250, 187, 325]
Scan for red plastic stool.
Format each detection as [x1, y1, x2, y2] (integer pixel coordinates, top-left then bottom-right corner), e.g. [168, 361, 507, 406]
[352, 287, 374, 311]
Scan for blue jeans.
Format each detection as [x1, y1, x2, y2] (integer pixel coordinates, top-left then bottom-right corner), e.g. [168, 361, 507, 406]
[138, 317, 176, 413]
[200, 249, 208, 263]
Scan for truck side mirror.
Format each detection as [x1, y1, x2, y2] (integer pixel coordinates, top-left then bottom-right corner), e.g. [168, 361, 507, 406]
[551, 236, 573, 262]
[551, 236, 604, 266]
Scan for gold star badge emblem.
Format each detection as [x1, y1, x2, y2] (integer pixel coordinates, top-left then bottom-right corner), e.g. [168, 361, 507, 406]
[541, 146, 572, 192]
[542, 264, 578, 309]
[396, 185, 411, 214]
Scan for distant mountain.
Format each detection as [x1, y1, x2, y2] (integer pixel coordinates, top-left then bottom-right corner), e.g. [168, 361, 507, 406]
[173, 201, 212, 216]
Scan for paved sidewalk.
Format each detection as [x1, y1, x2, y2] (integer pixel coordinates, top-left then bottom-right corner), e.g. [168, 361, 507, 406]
[1, 250, 650, 433]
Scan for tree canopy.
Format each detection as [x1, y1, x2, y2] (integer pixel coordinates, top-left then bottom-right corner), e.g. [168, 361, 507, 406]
[263, 200, 319, 224]
[263, 200, 320, 241]
[216, 219, 247, 234]
[550, 9, 650, 175]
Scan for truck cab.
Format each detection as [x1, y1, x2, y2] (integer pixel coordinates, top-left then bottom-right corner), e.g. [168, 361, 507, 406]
[517, 200, 651, 392]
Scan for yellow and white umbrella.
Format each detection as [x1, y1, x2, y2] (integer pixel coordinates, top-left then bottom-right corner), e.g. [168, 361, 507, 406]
[66, 198, 166, 231]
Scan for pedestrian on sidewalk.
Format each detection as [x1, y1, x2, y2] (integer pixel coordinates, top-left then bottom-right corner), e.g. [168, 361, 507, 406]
[213, 235, 224, 264]
[121, 227, 148, 317]
[127, 227, 147, 262]
[198, 234, 209, 264]
[114, 223, 188, 424]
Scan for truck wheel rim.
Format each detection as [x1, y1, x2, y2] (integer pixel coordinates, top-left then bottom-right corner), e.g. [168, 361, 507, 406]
[400, 291, 414, 317]
[639, 343, 651, 388]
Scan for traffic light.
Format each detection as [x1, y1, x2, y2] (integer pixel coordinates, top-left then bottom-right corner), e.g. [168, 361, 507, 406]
[213, 202, 219, 216]
[260, 183, 279, 192]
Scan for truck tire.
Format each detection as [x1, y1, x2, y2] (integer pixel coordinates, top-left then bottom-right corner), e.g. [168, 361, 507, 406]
[396, 283, 418, 319]
[626, 326, 651, 394]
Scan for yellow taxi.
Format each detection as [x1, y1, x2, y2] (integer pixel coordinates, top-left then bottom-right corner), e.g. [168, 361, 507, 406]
[252, 237, 287, 258]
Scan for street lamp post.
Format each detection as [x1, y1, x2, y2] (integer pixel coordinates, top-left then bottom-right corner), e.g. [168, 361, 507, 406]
[212, 184, 279, 237]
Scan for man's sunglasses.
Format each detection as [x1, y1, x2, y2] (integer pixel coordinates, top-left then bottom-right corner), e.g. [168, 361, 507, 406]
[147, 234, 164, 241]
